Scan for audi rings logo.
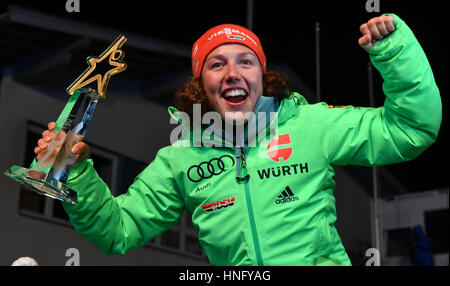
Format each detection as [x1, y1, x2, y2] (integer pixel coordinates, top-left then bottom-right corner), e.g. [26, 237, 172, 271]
[187, 155, 235, 182]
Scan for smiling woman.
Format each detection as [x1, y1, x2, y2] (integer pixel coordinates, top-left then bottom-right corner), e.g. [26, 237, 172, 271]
[38, 16, 442, 266]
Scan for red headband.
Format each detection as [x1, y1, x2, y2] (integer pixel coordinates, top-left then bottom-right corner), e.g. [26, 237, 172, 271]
[191, 24, 267, 78]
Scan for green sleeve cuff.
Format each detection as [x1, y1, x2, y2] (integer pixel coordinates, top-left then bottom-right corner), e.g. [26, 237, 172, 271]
[67, 158, 91, 182]
[368, 13, 411, 58]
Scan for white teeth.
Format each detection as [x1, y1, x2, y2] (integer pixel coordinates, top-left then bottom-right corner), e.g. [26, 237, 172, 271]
[224, 89, 247, 97]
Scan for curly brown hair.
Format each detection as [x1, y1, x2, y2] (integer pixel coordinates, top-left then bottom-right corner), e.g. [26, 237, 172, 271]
[175, 71, 292, 118]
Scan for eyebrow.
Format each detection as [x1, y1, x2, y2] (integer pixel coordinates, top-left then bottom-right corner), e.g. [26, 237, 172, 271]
[206, 52, 257, 62]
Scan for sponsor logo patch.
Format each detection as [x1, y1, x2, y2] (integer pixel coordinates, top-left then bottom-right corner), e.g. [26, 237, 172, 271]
[227, 34, 246, 41]
[266, 133, 292, 162]
[187, 155, 235, 183]
[276, 186, 299, 204]
[201, 196, 236, 212]
[327, 105, 347, 109]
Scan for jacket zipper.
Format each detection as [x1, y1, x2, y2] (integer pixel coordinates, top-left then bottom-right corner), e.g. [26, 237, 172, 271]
[236, 147, 264, 266]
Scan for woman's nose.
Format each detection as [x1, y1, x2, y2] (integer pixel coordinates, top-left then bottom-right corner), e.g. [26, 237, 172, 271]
[224, 64, 241, 83]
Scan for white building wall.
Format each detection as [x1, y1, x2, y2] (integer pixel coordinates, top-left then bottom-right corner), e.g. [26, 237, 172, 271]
[378, 189, 449, 266]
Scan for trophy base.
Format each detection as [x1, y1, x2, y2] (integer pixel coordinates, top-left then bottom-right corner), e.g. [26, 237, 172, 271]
[4, 165, 77, 204]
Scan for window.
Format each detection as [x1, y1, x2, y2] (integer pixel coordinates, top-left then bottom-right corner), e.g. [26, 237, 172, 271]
[186, 235, 203, 256]
[115, 155, 147, 196]
[18, 122, 119, 226]
[425, 209, 449, 254]
[19, 123, 64, 224]
[146, 210, 207, 261]
[386, 228, 414, 257]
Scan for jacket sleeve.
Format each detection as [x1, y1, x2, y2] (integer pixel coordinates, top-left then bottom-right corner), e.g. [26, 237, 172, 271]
[62, 147, 185, 255]
[325, 13, 442, 166]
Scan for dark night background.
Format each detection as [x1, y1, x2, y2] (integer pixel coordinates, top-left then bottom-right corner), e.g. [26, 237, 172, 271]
[1, 0, 448, 195]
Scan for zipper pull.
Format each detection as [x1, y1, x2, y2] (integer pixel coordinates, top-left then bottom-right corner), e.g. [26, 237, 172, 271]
[235, 147, 250, 184]
[236, 175, 250, 184]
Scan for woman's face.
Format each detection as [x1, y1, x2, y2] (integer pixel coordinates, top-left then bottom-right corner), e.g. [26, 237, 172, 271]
[201, 44, 263, 123]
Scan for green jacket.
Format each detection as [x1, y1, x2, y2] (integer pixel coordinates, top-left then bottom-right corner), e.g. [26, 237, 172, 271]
[63, 14, 441, 266]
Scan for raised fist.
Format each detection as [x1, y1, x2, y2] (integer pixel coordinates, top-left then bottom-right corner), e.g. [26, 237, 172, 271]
[358, 14, 395, 51]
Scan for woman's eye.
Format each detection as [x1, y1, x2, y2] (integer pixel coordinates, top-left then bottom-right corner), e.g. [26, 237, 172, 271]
[240, 59, 254, 66]
[211, 62, 223, 69]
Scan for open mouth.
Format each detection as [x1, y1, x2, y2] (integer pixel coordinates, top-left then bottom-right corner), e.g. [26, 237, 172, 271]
[221, 88, 248, 104]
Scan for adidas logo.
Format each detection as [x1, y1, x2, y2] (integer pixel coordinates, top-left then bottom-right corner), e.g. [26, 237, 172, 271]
[275, 186, 299, 204]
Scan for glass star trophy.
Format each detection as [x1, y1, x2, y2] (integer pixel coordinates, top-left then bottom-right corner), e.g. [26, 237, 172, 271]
[4, 34, 128, 204]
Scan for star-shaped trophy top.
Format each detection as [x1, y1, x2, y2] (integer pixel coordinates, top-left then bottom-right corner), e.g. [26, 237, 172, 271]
[67, 34, 127, 98]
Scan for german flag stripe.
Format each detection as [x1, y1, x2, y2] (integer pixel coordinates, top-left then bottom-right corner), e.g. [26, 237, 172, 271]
[201, 197, 236, 212]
